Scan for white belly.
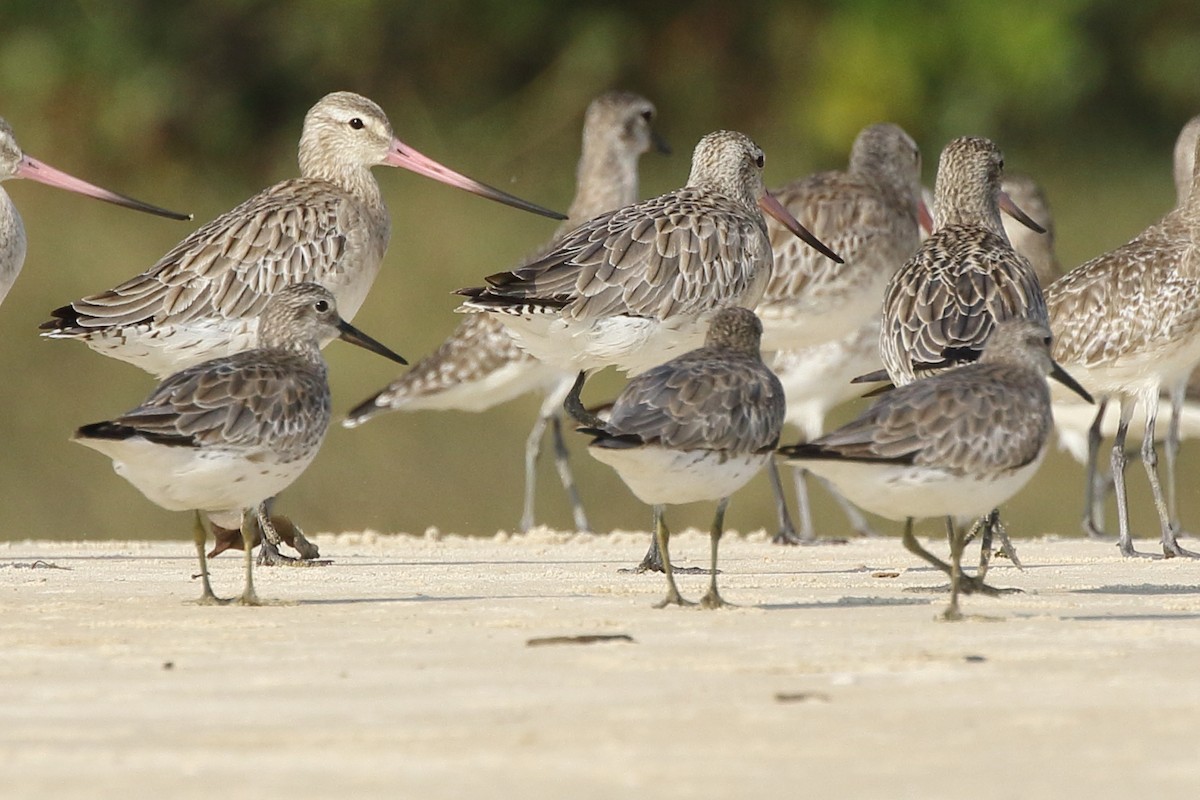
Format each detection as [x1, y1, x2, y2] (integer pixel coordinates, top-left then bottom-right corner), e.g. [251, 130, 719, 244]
[77, 435, 318, 520]
[495, 310, 721, 375]
[794, 452, 1046, 523]
[588, 445, 770, 506]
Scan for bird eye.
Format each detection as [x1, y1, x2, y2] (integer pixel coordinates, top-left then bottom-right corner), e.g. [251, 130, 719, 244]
[755, 153, 765, 169]
[315, 299, 330, 313]
[641, 109, 654, 122]
[1042, 335, 1052, 347]
[348, 118, 365, 130]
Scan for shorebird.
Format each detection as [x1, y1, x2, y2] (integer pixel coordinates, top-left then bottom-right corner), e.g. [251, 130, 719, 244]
[880, 136, 1047, 386]
[344, 91, 669, 532]
[1, 117, 188, 305]
[1045, 124, 1200, 559]
[457, 129, 842, 385]
[41, 91, 563, 377]
[875, 137, 1049, 566]
[758, 122, 926, 351]
[72, 283, 406, 604]
[780, 319, 1093, 620]
[757, 123, 926, 544]
[570, 307, 785, 608]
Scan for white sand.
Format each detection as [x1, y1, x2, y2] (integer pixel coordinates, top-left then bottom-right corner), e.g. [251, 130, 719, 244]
[2, 530, 1199, 799]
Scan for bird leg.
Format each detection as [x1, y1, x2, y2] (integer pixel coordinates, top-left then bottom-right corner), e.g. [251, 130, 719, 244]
[562, 370, 605, 429]
[1081, 399, 1110, 539]
[973, 509, 1022, 581]
[943, 519, 966, 621]
[699, 498, 732, 609]
[1112, 399, 1154, 558]
[550, 414, 591, 532]
[901, 518, 1011, 598]
[238, 507, 265, 606]
[1163, 382, 1198, 555]
[191, 511, 229, 605]
[653, 505, 694, 608]
[1141, 392, 1200, 559]
[768, 459, 803, 545]
[626, 513, 709, 574]
[519, 409, 551, 533]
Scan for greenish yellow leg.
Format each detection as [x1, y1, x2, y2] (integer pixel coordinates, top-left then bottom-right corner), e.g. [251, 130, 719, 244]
[653, 505, 693, 608]
[237, 507, 263, 606]
[699, 498, 731, 609]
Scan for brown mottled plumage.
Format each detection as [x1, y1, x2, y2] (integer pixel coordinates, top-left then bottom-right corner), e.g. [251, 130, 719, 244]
[72, 284, 405, 604]
[577, 307, 785, 608]
[458, 130, 839, 376]
[881, 136, 1047, 386]
[782, 319, 1089, 619]
[42, 91, 561, 378]
[759, 122, 924, 350]
[1045, 125, 1200, 559]
[757, 122, 924, 543]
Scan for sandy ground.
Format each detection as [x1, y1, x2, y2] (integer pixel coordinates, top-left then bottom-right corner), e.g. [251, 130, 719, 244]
[2, 528, 1200, 799]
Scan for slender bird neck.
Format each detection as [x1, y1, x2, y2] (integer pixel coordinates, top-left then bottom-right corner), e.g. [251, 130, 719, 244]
[933, 182, 1005, 235]
[563, 140, 640, 229]
[299, 152, 385, 210]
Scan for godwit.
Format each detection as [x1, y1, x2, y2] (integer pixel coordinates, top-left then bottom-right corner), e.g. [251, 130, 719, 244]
[571, 307, 785, 608]
[880, 136, 1047, 386]
[1, 117, 188, 305]
[757, 122, 925, 544]
[457, 130, 841, 384]
[41, 91, 562, 378]
[758, 122, 926, 351]
[344, 91, 669, 533]
[72, 284, 406, 604]
[781, 319, 1092, 620]
[1045, 125, 1200, 558]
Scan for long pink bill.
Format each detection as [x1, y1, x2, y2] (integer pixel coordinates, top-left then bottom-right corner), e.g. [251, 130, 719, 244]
[16, 155, 191, 221]
[918, 195, 935, 236]
[998, 190, 1046, 234]
[385, 138, 566, 221]
[759, 191, 843, 264]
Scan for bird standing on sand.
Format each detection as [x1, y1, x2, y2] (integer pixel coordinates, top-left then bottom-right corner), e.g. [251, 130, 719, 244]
[1045, 126, 1200, 559]
[781, 319, 1092, 620]
[72, 284, 407, 605]
[571, 307, 785, 608]
[42, 91, 561, 561]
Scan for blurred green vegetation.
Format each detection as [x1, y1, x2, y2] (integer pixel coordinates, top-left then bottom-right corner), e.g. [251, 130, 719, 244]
[2, 1, 1200, 543]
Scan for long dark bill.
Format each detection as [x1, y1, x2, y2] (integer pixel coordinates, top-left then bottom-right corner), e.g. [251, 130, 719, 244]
[336, 319, 407, 365]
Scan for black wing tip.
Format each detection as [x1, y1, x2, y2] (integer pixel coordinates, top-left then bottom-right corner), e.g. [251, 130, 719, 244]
[74, 420, 197, 448]
[40, 303, 81, 332]
[75, 421, 132, 441]
[778, 440, 915, 466]
[342, 396, 383, 429]
[586, 430, 645, 449]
